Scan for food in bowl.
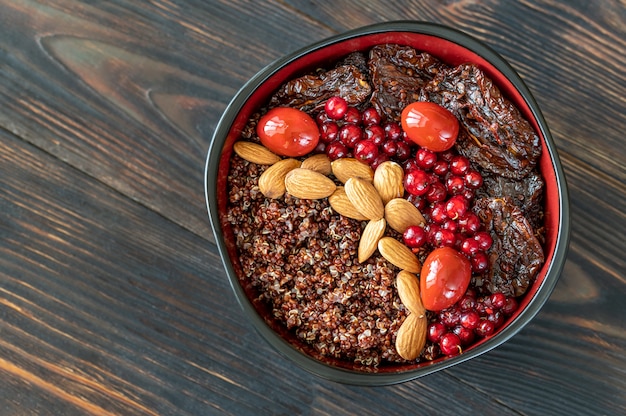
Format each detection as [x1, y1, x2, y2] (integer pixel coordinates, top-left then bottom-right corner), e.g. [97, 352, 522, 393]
[223, 42, 546, 368]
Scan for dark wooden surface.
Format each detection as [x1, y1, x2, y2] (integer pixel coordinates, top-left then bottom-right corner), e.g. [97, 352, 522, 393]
[1, 1, 625, 415]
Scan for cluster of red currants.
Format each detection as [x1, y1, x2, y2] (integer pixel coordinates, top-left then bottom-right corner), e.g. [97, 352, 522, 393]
[428, 290, 519, 356]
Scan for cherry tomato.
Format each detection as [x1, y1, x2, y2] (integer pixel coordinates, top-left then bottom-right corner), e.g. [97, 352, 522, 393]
[257, 107, 320, 157]
[401, 102, 459, 152]
[420, 247, 472, 311]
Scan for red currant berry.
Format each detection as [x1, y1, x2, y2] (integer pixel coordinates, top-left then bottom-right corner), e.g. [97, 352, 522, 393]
[458, 294, 477, 311]
[403, 225, 427, 248]
[487, 311, 505, 329]
[361, 107, 381, 126]
[324, 96, 348, 120]
[460, 237, 480, 256]
[453, 325, 475, 346]
[364, 125, 385, 146]
[464, 169, 483, 189]
[446, 175, 466, 195]
[457, 212, 481, 235]
[432, 159, 449, 177]
[445, 195, 469, 220]
[449, 155, 471, 176]
[429, 202, 448, 224]
[441, 219, 458, 233]
[431, 228, 456, 247]
[474, 231, 493, 251]
[439, 308, 461, 328]
[354, 140, 379, 164]
[490, 292, 507, 309]
[416, 148, 437, 170]
[381, 140, 398, 157]
[338, 124, 362, 148]
[383, 122, 403, 141]
[425, 181, 447, 203]
[459, 310, 481, 330]
[325, 141, 348, 161]
[501, 296, 519, 315]
[475, 320, 495, 337]
[470, 251, 489, 273]
[319, 121, 339, 143]
[404, 169, 431, 196]
[439, 332, 462, 356]
[395, 141, 412, 161]
[427, 322, 447, 343]
[344, 107, 362, 124]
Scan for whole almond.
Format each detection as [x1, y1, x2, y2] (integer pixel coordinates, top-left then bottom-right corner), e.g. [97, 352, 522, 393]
[377, 237, 421, 273]
[285, 168, 336, 199]
[233, 141, 281, 165]
[396, 271, 426, 315]
[358, 218, 386, 263]
[395, 311, 427, 360]
[301, 153, 332, 176]
[329, 187, 369, 221]
[344, 177, 384, 220]
[331, 158, 374, 184]
[373, 161, 404, 205]
[258, 158, 301, 199]
[385, 198, 427, 234]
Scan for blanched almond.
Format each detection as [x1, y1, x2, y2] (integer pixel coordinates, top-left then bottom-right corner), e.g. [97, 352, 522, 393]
[373, 161, 404, 205]
[358, 218, 386, 263]
[258, 158, 301, 199]
[285, 168, 336, 199]
[329, 187, 369, 221]
[385, 198, 426, 234]
[233, 141, 281, 165]
[395, 311, 427, 360]
[377, 237, 421, 273]
[344, 177, 384, 221]
[331, 158, 374, 184]
[396, 271, 426, 315]
[301, 154, 332, 176]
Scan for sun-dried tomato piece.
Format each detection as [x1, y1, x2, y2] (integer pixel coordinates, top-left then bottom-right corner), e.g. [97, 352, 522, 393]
[268, 64, 371, 113]
[422, 64, 541, 179]
[368, 44, 444, 122]
[473, 197, 544, 297]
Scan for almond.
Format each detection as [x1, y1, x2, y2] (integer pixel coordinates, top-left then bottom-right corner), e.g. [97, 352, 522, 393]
[385, 198, 427, 234]
[358, 218, 386, 263]
[377, 237, 421, 273]
[301, 153, 332, 176]
[233, 141, 281, 165]
[329, 187, 369, 221]
[285, 168, 336, 199]
[331, 158, 374, 184]
[344, 177, 384, 220]
[396, 271, 426, 315]
[395, 311, 427, 360]
[373, 161, 404, 205]
[258, 158, 301, 199]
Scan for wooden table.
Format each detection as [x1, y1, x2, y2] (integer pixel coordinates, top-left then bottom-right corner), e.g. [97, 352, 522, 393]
[1, 1, 624, 415]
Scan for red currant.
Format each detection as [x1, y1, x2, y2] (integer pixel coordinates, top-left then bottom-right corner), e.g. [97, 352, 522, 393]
[439, 332, 462, 356]
[354, 140, 379, 164]
[427, 322, 447, 343]
[445, 195, 469, 220]
[338, 124, 362, 148]
[403, 225, 427, 248]
[416, 148, 437, 170]
[449, 155, 471, 176]
[325, 141, 348, 161]
[404, 169, 431, 196]
[324, 96, 348, 120]
[361, 107, 381, 126]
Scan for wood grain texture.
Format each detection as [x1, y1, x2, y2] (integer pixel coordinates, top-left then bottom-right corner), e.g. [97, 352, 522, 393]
[1, 0, 625, 415]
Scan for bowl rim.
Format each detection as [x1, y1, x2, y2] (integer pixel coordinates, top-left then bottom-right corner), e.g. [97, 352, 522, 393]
[204, 20, 571, 385]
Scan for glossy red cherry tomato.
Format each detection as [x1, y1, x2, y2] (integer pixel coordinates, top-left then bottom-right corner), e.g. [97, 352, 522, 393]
[420, 247, 472, 311]
[257, 107, 320, 157]
[401, 102, 459, 152]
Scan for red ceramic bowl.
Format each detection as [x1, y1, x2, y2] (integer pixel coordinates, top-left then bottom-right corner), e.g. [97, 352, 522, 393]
[204, 21, 570, 385]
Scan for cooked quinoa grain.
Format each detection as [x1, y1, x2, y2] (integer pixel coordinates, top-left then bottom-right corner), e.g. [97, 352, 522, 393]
[226, 155, 410, 365]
